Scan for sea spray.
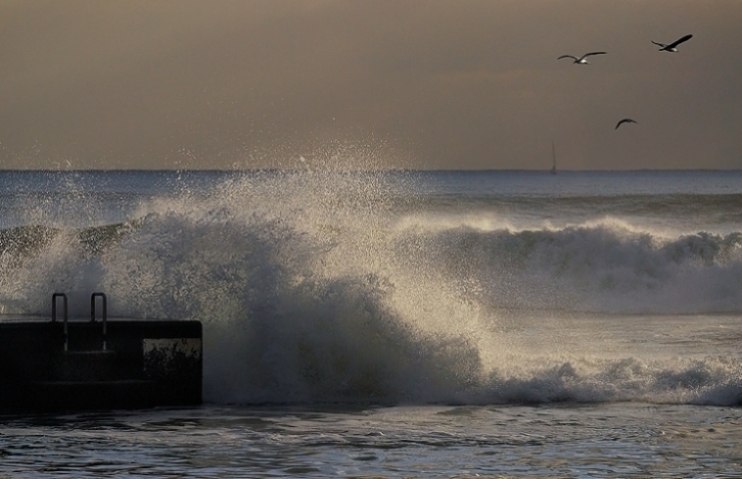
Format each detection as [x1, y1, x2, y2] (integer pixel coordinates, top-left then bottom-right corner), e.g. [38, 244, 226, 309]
[83, 166, 488, 404]
[1, 169, 742, 405]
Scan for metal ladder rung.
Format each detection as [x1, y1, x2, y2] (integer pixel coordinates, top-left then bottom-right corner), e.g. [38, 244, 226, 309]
[52, 292, 109, 351]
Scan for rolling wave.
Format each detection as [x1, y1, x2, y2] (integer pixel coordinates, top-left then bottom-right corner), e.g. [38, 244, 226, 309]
[1, 171, 741, 406]
[399, 222, 742, 314]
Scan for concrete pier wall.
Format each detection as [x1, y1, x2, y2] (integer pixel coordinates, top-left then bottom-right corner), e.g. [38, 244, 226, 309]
[0, 319, 202, 412]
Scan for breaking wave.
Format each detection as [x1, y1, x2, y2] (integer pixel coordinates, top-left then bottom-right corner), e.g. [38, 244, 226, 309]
[1, 170, 741, 406]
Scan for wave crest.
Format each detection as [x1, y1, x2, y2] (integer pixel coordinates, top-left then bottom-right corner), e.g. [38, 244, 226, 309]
[2, 171, 741, 406]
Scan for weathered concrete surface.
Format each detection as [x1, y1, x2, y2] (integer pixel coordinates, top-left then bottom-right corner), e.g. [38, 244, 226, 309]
[0, 318, 202, 412]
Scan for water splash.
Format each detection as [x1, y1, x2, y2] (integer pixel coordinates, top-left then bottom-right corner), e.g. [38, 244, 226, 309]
[2, 166, 742, 406]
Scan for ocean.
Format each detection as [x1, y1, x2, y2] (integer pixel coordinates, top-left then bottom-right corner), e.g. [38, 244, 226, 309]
[1, 169, 741, 477]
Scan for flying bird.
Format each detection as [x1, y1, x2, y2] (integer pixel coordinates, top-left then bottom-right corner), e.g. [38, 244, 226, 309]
[652, 34, 693, 52]
[615, 118, 638, 129]
[557, 52, 607, 64]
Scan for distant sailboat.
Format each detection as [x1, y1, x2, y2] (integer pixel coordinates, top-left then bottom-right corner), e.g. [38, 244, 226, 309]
[550, 140, 557, 175]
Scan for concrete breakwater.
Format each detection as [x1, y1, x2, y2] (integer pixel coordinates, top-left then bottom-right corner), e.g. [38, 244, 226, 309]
[0, 293, 201, 412]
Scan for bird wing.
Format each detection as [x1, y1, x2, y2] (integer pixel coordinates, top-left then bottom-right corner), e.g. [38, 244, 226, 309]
[667, 34, 693, 49]
[651, 40, 666, 48]
[615, 118, 637, 129]
[558, 55, 578, 61]
[583, 52, 607, 58]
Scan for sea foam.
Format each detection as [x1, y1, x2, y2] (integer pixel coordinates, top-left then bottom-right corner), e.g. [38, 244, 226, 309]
[1, 169, 741, 406]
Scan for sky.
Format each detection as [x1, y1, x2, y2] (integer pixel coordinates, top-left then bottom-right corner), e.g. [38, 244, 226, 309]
[1, 0, 741, 170]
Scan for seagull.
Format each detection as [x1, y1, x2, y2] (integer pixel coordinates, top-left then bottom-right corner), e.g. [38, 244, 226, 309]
[652, 34, 693, 52]
[615, 118, 638, 129]
[557, 52, 607, 64]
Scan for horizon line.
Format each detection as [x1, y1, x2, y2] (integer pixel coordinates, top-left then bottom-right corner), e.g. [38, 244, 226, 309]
[1, 167, 742, 173]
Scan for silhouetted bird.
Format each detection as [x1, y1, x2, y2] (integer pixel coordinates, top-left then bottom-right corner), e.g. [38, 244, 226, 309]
[652, 34, 693, 52]
[557, 52, 607, 64]
[615, 118, 638, 129]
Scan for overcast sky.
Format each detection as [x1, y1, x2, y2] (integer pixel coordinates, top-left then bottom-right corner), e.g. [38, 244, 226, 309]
[1, 0, 740, 170]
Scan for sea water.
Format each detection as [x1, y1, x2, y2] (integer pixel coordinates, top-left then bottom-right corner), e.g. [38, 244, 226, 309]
[1, 168, 741, 477]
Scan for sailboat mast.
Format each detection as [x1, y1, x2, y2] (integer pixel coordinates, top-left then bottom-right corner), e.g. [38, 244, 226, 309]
[550, 140, 557, 174]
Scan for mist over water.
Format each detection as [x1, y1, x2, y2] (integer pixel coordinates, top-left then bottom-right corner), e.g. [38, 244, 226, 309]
[1, 169, 742, 406]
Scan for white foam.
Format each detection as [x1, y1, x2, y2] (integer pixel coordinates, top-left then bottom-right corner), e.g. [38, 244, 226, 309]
[2, 168, 741, 406]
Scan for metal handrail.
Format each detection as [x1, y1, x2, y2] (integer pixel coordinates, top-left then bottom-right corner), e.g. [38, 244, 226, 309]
[91, 292, 108, 351]
[52, 293, 68, 352]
